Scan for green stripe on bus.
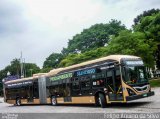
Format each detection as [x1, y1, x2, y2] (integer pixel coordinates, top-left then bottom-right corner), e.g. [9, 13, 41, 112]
[50, 73, 72, 81]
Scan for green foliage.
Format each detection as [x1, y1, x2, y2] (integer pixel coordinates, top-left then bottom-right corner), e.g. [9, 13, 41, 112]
[133, 9, 160, 48]
[133, 8, 160, 26]
[24, 63, 40, 77]
[0, 59, 40, 95]
[59, 30, 155, 68]
[0, 69, 7, 95]
[59, 10, 160, 69]
[107, 30, 155, 67]
[133, 11, 160, 47]
[40, 67, 53, 73]
[149, 79, 160, 87]
[0, 58, 21, 78]
[134, 11, 160, 42]
[133, 11, 160, 69]
[62, 19, 126, 55]
[43, 53, 63, 68]
[0, 58, 40, 79]
[6, 59, 21, 76]
[59, 47, 108, 67]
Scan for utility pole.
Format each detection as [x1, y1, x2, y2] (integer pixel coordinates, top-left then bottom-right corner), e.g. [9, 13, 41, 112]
[23, 58, 26, 77]
[20, 52, 24, 78]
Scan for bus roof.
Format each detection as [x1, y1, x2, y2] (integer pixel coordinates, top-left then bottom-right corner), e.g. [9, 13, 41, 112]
[5, 73, 47, 84]
[33, 73, 47, 78]
[4, 77, 34, 84]
[48, 55, 140, 77]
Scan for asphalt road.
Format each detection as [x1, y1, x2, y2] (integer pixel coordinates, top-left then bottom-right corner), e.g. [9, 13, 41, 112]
[0, 88, 160, 119]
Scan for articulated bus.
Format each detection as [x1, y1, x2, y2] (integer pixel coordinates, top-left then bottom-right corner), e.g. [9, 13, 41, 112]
[3, 55, 154, 107]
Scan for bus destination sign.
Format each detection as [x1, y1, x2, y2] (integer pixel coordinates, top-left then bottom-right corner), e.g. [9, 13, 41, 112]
[76, 68, 96, 76]
[50, 73, 73, 81]
[6, 81, 32, 88]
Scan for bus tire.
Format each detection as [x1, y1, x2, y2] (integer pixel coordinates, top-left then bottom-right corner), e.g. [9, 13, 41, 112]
[51, 96, 57, 106]
[98, 93, 106, 108]
[16, 98, 21, 106]
[95, 95, 100, 107]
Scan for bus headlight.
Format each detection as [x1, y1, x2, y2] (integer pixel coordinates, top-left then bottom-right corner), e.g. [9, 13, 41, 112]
[104, 88, 108, 94]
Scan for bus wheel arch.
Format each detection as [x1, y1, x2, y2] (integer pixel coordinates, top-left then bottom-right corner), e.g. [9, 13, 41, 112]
[94, 91, 106, 108]
[16, 98, 21, 106]
[51, 96, 57, 106]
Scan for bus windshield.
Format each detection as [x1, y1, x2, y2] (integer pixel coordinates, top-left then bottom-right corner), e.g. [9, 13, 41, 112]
[125, 66, 148, 84]
[122, 60, 148, 85]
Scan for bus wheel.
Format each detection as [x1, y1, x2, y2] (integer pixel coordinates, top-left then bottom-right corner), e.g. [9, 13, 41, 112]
[51, 96, 57, 106]
[16, 98, 21, 106]
[98, 94, 106, 108]
[95, 95, 100, 107]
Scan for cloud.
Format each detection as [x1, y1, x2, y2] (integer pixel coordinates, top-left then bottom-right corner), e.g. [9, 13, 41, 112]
[0, 1, 27, 36]
[92, 0, 160, 28]
[0, 0, 159, 70]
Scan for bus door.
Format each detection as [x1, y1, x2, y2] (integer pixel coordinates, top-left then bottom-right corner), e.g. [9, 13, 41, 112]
[107, 67, 123, 101]
[71, 77, 81, 96]
[28, 85, 34, 102]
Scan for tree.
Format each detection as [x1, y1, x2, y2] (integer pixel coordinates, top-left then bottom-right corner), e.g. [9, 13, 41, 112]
[0, 69, 7, 96]
[59, 30, 155, 68]
[8, 59, 21, 76]
[62, 19, 126, 55]
[107, 30, 155, 67]
[43, 53, 63, 68]
[24, 63, 40, 77]
[133, 10, 160, 69]
[0, 58, 40, 79]
[40, 67, 53, 73]
[1, 58, 21, 77]
[59, 47, 108, 67]
[133, 8, 160, 26]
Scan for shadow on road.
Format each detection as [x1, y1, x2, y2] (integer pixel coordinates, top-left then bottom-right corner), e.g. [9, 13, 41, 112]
[106, 102, 151, 108]
[48, 101, 152, 109]
[7, 101, 153, 109]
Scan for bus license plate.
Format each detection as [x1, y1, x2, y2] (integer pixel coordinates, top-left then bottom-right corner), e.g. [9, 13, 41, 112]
[143, 94, 147, 97]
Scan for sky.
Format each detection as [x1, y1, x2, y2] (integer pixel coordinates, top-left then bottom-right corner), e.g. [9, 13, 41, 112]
[0, 0, 160, 70]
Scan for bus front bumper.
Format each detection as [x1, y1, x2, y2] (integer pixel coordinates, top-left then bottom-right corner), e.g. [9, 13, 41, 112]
[126, 91, 154, 101]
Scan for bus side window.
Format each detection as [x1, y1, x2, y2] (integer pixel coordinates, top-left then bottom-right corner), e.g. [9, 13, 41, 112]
[65, 78, 71, 96]
[80, 76, 90, 89]
[58, 80, 65, 97]
[72, 81, 79, 90]
[92, 73, 105, 88]
[72, 78, 80, 96]
[33, 81, 39, 98]
[50, 81, 59, 96]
